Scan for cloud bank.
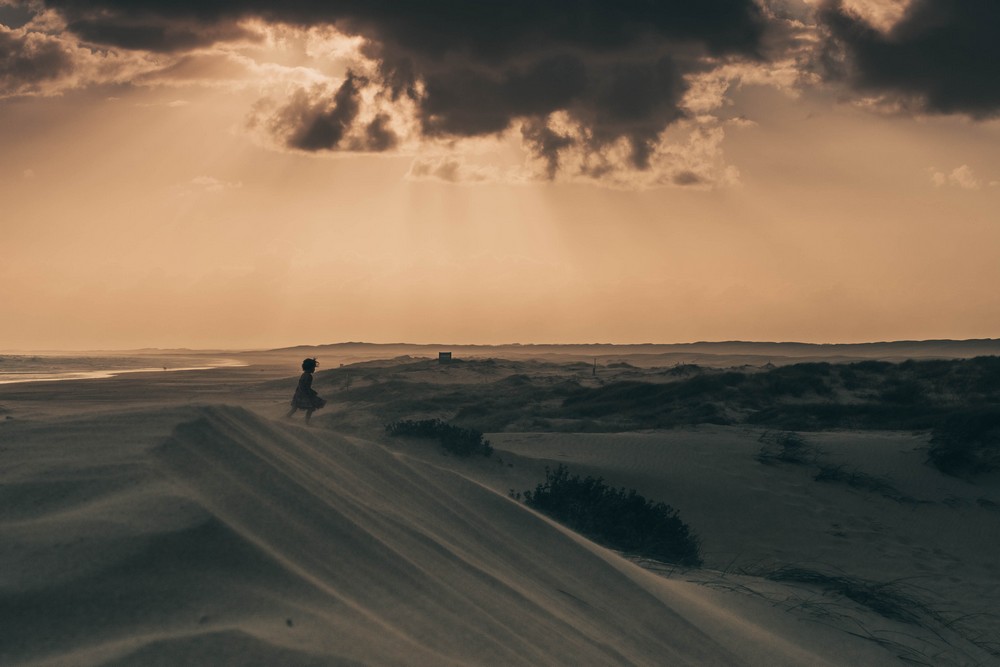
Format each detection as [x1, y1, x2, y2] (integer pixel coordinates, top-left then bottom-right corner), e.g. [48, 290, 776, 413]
[819, 0, 1000, 117]
[14, 0, 772, 185]
[2, 1, 998, 185]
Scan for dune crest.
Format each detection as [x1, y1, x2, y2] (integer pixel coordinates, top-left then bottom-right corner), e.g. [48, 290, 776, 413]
[1, 404, 880, 666]
[154, 405, 735, 666]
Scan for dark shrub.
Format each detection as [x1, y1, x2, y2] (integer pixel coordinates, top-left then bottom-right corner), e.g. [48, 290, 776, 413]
[747, 403, 942, 431]
[561, 382, 671, 417]
[517, 465, 701, 566]
[813, 465, 911, 502]
[386, 419, 493, 457]
[878, 379, 925, 404]
[762, 364, 834, 398]
[755, 431, 815, 465]
[965, 356, 1000, 394]
[928, 409, 1000, 476]
[852, 360, 894, 373]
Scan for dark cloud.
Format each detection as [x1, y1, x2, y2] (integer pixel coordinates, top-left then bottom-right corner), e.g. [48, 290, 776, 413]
[820, 0, 1000, 117]
[0, 3, 37, 30]
[419, 55, 589, 137]
[265, 73, 399, 152]
[406, 155, 495, 184]
[361, 113, 397, 152]
[64, 16, 253, 52]
[589, 56, 687, 168]
[671, 170, 704, 186]
[276, 72, 362, 151]
[342, 0, 764, 165]
[521, 120, 575, 179]
[39, 0, 770, 169]
[0, 26, 76, 95]
[511, 55, 687, 170]
[41, 1, 767, 57]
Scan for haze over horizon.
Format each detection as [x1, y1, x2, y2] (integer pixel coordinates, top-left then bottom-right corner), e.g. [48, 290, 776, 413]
[3, 1, 999, 350]
[7, 337, 1000, 358]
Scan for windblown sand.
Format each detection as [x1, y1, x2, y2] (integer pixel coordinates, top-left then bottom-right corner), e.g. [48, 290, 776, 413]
[1, 360, 997, 666]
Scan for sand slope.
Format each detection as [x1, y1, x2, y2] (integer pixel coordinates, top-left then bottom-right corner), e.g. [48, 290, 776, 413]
[469, 429, 1000, 665]
[0, 405, 882, 666]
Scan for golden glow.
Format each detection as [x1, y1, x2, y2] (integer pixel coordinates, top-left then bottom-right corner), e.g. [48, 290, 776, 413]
[2, 26, 1000, 350]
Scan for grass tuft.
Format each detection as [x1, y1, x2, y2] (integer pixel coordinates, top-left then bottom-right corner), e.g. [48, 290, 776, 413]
[754, 565, 927, 625]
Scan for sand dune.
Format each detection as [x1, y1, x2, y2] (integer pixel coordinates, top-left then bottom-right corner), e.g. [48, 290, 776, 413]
[0, 404, 912, 666]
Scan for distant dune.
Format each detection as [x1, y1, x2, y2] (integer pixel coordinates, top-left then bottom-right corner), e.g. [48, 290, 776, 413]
[246, 338, 1000, 369]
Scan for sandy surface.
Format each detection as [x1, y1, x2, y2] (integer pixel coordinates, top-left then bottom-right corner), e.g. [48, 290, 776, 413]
[1, 360, 998, 665]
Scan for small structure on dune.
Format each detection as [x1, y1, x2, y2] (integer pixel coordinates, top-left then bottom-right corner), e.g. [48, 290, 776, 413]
[438, 352, 452, 364]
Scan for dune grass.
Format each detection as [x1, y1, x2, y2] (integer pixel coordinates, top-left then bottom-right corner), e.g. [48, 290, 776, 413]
[812, 465, 918, 504]
[754, 565, 927, 625]
[700, 563, 999, 666]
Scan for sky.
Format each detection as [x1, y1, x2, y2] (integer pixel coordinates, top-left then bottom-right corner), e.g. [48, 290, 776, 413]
[1, 0, 999, 350]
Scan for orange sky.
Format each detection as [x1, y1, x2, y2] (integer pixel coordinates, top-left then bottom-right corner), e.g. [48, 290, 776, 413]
[2, 1, 999, 349]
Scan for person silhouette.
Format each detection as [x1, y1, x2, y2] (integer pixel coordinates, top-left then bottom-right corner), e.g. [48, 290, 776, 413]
[285, 358, 326, 424]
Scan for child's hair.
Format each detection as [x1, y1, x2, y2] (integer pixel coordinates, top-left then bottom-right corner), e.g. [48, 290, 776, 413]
[302, 358, 318, 372]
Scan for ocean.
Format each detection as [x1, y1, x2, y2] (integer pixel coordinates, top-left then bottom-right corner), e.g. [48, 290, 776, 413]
[0, 355, 245, 384]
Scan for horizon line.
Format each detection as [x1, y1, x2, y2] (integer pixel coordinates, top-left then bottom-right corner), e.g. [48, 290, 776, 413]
[3, 337, 1000, 355]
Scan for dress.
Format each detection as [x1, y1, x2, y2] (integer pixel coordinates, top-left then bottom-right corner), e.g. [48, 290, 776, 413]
[291, 371, 326, 410]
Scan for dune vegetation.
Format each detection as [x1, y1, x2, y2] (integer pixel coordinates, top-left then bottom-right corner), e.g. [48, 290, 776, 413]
[385, 418, 494, 457]
[512, 465, 702, 567]
[317, 355, 1000, 477]
[3, 347, 1000, 665]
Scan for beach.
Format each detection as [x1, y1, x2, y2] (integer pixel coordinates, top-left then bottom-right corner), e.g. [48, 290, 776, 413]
[0, 354, 247, 385]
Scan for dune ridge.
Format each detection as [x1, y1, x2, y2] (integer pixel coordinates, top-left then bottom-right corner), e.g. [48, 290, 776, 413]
[0, 404, 872, 666]
[4, 345, 1000, 665]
